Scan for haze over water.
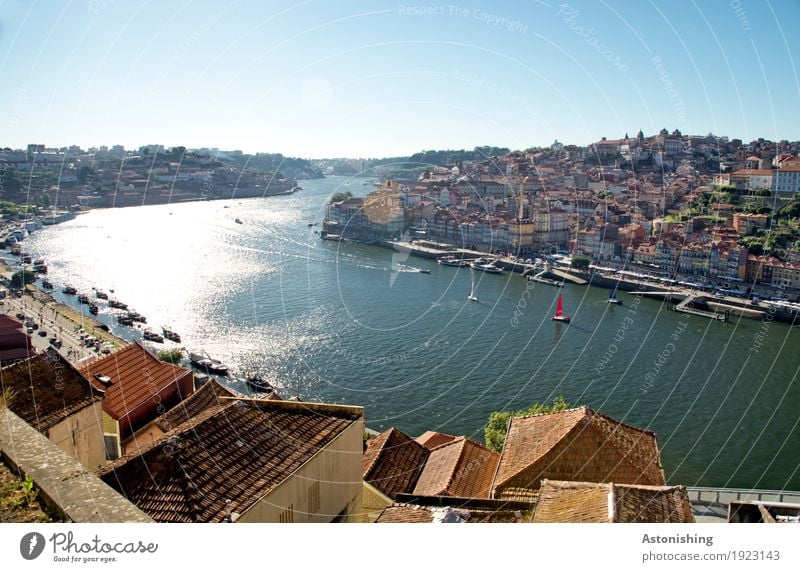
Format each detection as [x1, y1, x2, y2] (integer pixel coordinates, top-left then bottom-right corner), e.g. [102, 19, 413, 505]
[26, 177, 800, 491]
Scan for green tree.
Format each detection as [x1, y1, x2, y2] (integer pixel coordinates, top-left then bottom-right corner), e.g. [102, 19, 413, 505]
[328, 191, 353, 204]
[157, 348, 184, 364]
[10, 270, 35, 288]
[756, 188, 772, 197]
[484, 396, 570, 452]
[571, 255, 591, 270]
[76, 166, 94, 184]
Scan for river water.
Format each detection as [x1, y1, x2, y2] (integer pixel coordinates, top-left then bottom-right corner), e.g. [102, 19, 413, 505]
[24, 176, 800, 490]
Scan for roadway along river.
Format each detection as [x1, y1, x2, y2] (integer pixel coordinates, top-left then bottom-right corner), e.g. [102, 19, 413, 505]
[24, 176, 800, 491]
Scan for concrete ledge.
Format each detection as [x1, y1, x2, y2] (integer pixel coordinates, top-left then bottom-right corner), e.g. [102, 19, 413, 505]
[0, 408, 152, 523]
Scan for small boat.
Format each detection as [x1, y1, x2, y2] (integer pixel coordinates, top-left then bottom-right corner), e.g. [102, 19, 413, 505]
[235, 218, 243, 224]
[246, 373, 273, 392]
[470, 259, 504, 274]
[77, 293, 90, 304]
[552, 293, 571, 323]
[143, 329, 164, 343]
[467, 276, 478, 302]
[126, 311, 146, 323]
[320, 233, 343, 242]
[307, 222, 315, 227]
[41, 279, 53, 289]
[438, 256, 469, 267]
[189, 351, 229, 376]
[162, 327, 181, 343]
[528, 275, 564, 287]
[607, 284, 623, 305]
[95, 290, 108, 300]
[117, 315, 134, 326]
[418, 269, 431, 274]
[88, 303, 99, 315]
[62, 285, 77, 295]
[108, 299, 128, 310]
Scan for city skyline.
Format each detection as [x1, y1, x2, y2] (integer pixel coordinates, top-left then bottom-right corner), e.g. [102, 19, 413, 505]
[1, 1, 799, 157]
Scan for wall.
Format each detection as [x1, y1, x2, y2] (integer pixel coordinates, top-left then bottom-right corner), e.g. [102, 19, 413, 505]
[237, 419, 364, 523]
[46, 401, 106, 471]
[0, 407, 151, 522]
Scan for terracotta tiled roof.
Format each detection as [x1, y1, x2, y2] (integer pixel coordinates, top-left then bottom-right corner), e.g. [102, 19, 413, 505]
[413, 437, 500, 499]
[415, 430, 457, 450]
[363, 428, 429, 499]
[99, 400, 360, 522]
[1, 349, 102, 431]
[533, 480, 694, 523]
[376, 501, 530, 523]
[80, 342, 192, 420]
[493, 407, 665, 494]
[154, 378, 239, 432]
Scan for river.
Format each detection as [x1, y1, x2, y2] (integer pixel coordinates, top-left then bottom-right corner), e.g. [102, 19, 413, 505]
[24, 176, 800, 490]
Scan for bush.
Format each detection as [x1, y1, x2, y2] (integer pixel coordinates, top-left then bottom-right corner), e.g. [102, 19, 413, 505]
[157, 348, 183, 364]
[484, 396, 570, 452]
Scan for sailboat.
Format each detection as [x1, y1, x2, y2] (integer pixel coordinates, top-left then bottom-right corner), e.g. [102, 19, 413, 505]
[552, 293, 571, 322]
[467, 275, 478, 302]
[607, 283, 623, 305]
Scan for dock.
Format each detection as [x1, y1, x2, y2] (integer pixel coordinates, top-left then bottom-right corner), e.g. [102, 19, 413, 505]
[674, 294, 729, 322]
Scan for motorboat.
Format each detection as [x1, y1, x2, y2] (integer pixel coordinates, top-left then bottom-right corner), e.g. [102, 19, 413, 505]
[88, 303, 99, 315]
[95, 290, 109, 300]
[77, 293, 91, 304]
[418, 269, 431, 274]
[41, 279, 53, 289]
[62, 285, 77, 295]
[108, 299, 128, 310]
[162, 327, 181, 343]
[246, 373, 273, 392]
[126, 311, 146, 323]
[143, 329, 164, 343]
[437, 256, 469, 267]
[470, 260, 503, 274]
[607, 284, 623, 305]
[117, 315, 134, 326]
[189, 351, 229, 376]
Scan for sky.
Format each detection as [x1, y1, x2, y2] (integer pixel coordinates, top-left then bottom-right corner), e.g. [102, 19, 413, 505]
[1, 0, 799, 158]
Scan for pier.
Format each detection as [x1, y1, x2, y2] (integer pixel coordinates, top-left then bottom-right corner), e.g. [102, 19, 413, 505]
[674, 294, 728, 322]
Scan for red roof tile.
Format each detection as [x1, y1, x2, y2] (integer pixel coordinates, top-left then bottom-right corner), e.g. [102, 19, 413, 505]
[80, 342, 192, 421]
[363, 428, 429, 499]
[413, 437, 499, 499]
[415, 431, 457, 450]
[1, 348, 102, 431]
[99, 400, 360, 522]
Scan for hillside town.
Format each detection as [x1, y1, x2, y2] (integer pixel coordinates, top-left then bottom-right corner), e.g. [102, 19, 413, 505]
[326, 129, 800, 292]
[0, 143, 319, 208]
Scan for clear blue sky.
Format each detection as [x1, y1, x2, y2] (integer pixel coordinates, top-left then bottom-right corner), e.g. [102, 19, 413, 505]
[1, 0, 799, 157]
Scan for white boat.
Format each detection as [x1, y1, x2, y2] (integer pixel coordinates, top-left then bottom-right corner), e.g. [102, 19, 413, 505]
[189, 351, 229, 375]
[470, 259, 503, 274]
[467, 275, 478, 302]
[438, 256, 469, 267]
[607, 284, 623, 305]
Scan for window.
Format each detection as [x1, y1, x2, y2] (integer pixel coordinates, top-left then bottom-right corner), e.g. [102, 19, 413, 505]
[279, 504, 294, 523]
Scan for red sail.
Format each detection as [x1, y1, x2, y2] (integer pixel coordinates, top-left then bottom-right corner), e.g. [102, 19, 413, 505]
[555, 293, 563, 317]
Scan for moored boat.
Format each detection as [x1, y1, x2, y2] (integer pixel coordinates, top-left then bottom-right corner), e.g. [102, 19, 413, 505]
[95, 290, 109, 300]
[88, 303, 99, 315]
[246, 373, 273, 392]
[41, 279, 53, 289]
[162, 327, 181, 343]
[470, 260, 504, 274]
[143, 329, 164, 343]
[437, 256, 469, 267]
[62, 285, 77, 295]
[78, 293, 91, 304]
[108, 299, 128, 310]
[189, 351, 229, 375]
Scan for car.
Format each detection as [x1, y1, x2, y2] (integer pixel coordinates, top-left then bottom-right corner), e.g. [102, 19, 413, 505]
[37, 330, 47, 337]
[49, 338, 62, 348]
[26, 326, 34, 334]
[15, 312, 26, 320]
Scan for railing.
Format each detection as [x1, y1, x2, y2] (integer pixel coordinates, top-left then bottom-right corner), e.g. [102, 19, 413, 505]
[687, 486, 800, 507]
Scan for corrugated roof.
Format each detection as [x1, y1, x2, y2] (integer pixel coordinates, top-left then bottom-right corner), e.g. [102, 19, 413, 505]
[80, 343, 192, 420]
[413, 437, 499, 499]
[363, 428, 429, 499]
[493, 407, 664, 492]
[0, 349, 102, 431]
[99, 400, 360, 522]
[533, 480, 694, 523]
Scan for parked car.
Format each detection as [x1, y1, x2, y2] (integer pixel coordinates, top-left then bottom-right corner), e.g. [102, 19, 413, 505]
[15, 312, 26, 321]
[37, 330, 48, 337]
[49, 338, 62, 348]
